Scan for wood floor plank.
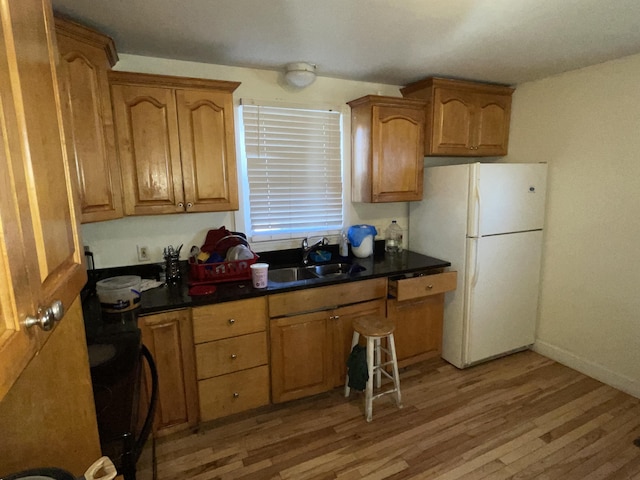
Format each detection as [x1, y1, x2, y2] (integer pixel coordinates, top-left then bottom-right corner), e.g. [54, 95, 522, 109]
[155, 351, 640, 480]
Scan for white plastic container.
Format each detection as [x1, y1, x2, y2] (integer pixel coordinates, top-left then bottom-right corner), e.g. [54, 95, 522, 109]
[351, 235, 373, 258]
[96, 275, 142, 312]
[348, 224, 377, 258]
[250, 263, 269, 289]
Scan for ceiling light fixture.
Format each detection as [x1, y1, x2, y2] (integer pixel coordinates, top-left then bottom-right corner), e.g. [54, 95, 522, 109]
[284, 62, 317, 88]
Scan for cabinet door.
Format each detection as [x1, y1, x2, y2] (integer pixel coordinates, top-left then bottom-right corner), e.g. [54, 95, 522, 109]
[111, 83, 185, 215]
[139, 309, 199, 435]
[0, 0, 87, 400]
[177, 89, 239, 212]
[332, 299, 386, 388]
[56, 20, 122, 223]
[388, 294, 445, 368]
[473, 93, 512, 156]
[270, 310, 331, 403]
[431, 87, 475, 155]
[371, 104, 424, 202]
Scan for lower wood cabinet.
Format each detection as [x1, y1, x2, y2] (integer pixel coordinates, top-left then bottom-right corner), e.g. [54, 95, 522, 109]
[136, 271, 456, 426]
[269, 278, 387, 403]
[198, 365, 270, 422]
[387, 271, 457, 367]
[192, 297, 270, 421]
[139, 309, 199, 436]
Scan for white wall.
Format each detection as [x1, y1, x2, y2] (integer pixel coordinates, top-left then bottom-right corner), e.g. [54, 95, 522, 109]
[507, 54, 640, 398]
[82, 55, 410, 267]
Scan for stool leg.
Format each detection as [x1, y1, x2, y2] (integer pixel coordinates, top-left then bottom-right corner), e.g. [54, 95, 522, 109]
[388, 333, 402, 408]
[374, 338, 382, 389]
[365, 336, 375, 422]
[344, 331, 360, 398]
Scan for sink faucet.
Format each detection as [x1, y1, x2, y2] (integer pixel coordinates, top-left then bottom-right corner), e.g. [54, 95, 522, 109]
[302, 237, 329, 265]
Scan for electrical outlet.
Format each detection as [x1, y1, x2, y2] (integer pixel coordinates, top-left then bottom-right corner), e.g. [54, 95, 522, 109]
[137, 245, 149, 262]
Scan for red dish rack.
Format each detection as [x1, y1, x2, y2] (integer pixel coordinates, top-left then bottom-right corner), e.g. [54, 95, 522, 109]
[188, 254, 259, 285]
[188, 234, 259, 285]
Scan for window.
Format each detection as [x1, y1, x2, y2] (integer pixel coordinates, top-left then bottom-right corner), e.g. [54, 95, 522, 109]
[240, 100, 344, 242]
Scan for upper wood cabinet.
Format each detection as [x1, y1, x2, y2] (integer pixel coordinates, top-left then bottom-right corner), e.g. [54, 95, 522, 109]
[55, 17, 123, 224]
[109, 72, 241, 215]
[0, 0, 87, 403]
[401, 77, 514, 157]
[348, 95, 426, 203]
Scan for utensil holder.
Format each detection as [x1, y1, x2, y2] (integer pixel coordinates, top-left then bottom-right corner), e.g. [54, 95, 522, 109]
[165, 253, 181, 283]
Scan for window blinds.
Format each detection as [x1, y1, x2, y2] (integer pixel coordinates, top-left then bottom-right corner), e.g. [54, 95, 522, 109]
[242, 103, 343, 238]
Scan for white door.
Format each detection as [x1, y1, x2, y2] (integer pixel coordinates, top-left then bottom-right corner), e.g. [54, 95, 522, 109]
[468, 163, 547, 236]
[463, 230, 543, 365]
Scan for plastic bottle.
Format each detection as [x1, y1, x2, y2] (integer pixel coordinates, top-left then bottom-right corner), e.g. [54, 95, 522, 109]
[339, 231, 349, 257]
[385, 220, 403, 253]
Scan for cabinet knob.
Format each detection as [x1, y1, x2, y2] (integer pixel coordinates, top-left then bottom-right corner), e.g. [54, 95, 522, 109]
[23, 300, 64, 331]
[177, 202, 184, 208]
[230, 354, 237, 359]
[228, 318, 235, 324]
[187, 202, 193, 209]
[426, 284, 434, 289]
[232, 392, 240, 398]
[329, 315, 340, 320]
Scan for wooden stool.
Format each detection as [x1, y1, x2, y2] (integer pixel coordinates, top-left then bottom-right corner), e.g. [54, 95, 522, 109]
[344, 315, 402, 422]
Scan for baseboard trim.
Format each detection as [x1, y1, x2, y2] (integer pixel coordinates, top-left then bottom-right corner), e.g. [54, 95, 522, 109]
[533, 340, 639, 399]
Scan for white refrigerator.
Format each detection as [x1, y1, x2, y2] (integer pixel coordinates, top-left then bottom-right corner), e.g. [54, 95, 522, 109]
[409, 162, 547, 368]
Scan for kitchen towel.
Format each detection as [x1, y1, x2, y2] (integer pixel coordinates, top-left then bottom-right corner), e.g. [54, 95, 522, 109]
[346, 344, 369, 391]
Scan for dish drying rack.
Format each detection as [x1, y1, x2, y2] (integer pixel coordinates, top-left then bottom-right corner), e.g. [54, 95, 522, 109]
[188, 235, 258, 285]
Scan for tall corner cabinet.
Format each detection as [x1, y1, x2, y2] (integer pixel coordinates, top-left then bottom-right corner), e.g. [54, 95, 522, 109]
[0, 0, 100, 474]
[109, 71, 241, 215]
[348, 95, 426, 203]
[401, 77, 514, 157]
[55, 16, 123, 223]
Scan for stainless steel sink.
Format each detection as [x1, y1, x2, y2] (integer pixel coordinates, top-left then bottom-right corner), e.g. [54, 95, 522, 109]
[311, 262, 359, 277]
[268, 266, 318, 283]
[268, 262, 366, 283]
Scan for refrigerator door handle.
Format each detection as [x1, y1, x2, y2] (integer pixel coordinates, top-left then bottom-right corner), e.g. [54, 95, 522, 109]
[470, 237, 480, 286]
[468, 164, 481, 237]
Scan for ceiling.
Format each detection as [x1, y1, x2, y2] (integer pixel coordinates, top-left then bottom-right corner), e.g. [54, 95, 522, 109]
[51, 0, 640, 87]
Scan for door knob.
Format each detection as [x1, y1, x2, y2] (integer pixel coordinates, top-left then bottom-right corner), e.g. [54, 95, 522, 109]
[23, 300, 64, 331]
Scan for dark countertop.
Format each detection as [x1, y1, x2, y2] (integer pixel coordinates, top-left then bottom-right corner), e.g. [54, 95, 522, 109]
[82, 245, 450, 331]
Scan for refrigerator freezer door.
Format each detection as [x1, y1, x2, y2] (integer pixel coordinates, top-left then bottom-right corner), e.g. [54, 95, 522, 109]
[463, 230, 543, 365]
[467, 163, 547, 237]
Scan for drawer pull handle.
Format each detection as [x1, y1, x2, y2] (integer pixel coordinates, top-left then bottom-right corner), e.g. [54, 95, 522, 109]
[233, 392, 240, 398]
[230, 354, 237, 359]
[426, 284, 434, 289]
[228, 318, 235, 324]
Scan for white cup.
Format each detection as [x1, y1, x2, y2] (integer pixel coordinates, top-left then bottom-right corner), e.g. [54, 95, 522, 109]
[250, 263, 269, 288]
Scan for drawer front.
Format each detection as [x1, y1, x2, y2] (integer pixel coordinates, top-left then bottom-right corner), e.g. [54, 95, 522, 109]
[390, 271, 457, 301]
[195, 332, 268, 380]
[198, 365, 270, 422]
[268, 277, 387, 317]
[192, 297, 267, 343]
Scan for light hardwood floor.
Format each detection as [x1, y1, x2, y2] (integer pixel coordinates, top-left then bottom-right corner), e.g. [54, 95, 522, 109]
[156, 351, 640, 479]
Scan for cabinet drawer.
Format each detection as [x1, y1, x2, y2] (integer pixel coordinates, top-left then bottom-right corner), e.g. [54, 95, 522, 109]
[269, 277, 387, 317]
[192, 297, 267, 343]
[389, 271, 457, 301]
[198, 365, 270, 422]
[195, 332, 268, 380]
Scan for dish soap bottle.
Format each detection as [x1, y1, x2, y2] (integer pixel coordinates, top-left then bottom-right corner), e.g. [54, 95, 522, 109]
[385, 220, 403, 254]
[339, 230, 349, 257]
